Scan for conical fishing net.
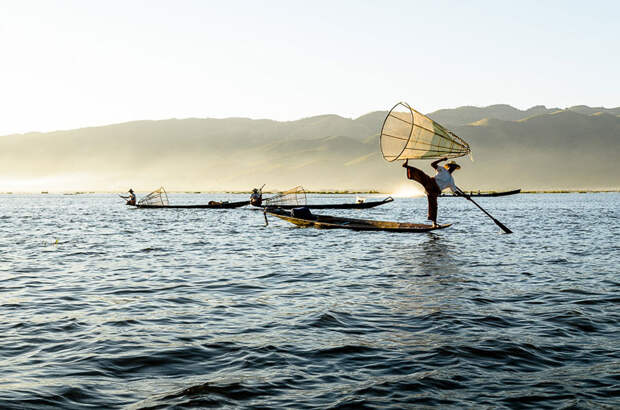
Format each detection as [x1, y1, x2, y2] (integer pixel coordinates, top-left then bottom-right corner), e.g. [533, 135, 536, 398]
[138, 187, 169, 206]
[264, 186, 307, 207]
[380, 102, 470, 161]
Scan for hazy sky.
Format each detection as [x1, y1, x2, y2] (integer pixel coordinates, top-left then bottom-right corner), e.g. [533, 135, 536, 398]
[1, 0, 618, 135]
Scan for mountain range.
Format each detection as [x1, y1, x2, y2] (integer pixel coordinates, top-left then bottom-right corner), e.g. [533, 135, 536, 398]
[0, 104, 618, 192]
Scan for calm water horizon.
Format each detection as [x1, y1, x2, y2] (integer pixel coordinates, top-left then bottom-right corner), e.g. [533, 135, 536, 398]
[1, 193, 618, 408]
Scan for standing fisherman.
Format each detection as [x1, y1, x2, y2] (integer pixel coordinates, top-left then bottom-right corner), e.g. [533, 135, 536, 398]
[402, 157, 466, 227]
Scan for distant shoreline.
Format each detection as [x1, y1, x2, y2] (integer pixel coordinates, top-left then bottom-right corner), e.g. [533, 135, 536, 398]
[1, 189, 618, 195]
[519, 190, 620, 194]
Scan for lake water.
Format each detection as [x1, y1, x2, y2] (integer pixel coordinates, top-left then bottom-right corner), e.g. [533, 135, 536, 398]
[1, 193, 618, 408]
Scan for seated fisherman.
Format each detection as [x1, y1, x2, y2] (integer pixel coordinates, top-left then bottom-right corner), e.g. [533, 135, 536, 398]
[122, 188, 136, 206]
[250, 188, 262, 206]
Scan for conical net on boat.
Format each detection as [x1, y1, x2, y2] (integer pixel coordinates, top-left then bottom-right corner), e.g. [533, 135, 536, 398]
[138, 187, 169, 206]
[380, 102, 470, 161]
[264, 186, 307, 207]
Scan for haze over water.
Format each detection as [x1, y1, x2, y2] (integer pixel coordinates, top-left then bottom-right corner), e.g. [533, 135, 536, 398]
[1, 192, 618, 408]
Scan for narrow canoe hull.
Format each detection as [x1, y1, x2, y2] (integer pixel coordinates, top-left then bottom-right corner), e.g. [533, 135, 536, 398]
[266, 208, 451, 232]
[135, 200, 250, 209]
[260, 196, 394, 210]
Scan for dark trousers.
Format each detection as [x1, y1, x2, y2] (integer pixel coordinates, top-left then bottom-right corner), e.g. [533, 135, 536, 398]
[405, 166, 441, 223]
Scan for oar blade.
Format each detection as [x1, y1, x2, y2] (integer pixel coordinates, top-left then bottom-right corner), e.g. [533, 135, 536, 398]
[459, 189, 512, 234]
[494, 218, 512, 234]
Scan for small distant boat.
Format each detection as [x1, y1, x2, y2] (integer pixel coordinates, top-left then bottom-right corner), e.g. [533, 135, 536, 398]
[126, 187, 249, 209]
[265, 207, 451, 232]
[441, 189, 521, 198]
[253, 185, 394, 209]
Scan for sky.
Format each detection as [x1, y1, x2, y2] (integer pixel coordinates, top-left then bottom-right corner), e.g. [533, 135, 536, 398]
[1, 0, 619, 135]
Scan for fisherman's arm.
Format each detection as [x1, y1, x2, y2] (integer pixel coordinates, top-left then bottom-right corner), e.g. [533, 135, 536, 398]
[431, 157, 448, 170]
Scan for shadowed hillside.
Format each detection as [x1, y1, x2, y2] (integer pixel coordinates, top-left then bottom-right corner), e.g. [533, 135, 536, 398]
[0, 105, 618, 192]
[453, 110, 620, 190]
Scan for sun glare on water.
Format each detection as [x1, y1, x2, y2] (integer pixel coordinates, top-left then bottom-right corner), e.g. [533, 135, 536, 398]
[391, 185, 425, 198]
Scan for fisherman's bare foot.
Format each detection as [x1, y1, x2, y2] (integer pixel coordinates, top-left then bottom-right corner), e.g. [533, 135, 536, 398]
[432, 222, 439, 228]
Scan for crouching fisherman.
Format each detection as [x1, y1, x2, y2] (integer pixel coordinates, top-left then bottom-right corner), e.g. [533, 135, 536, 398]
[402, 157, 466, 227]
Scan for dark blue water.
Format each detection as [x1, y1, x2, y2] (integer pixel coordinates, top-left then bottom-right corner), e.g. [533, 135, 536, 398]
[1, 193, 618, 408]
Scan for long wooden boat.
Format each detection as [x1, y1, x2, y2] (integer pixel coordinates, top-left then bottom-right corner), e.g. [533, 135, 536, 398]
[265, 208, 451, 232]
[260, 196, 394, 210]
[440, 189, 521, 198]
[135, 200, 250, 209]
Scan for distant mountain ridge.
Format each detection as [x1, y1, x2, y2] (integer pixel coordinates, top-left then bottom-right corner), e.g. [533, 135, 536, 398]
[0, 104, 618, 192]
[427, 104, 620, 127]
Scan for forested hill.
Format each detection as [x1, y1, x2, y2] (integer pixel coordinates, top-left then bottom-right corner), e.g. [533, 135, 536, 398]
[1, 105, 618, 192]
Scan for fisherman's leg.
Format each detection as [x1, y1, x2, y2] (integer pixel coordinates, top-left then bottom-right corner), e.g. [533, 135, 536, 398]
[406, 166, 431, 185]
[428, 194, 438, 226]
[406, 166, 438, 194]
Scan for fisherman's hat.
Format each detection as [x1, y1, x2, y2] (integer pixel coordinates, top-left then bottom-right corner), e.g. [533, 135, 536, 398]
[444, 161, 461, 170]
[129, 188, 134, 192]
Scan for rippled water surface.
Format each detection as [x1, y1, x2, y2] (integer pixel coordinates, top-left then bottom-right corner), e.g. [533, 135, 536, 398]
[1, 193, 618, 409]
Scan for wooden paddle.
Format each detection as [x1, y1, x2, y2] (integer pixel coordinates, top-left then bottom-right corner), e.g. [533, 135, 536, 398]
[456, 187, 512, 234]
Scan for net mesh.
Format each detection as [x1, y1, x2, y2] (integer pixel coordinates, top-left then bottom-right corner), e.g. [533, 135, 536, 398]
[138, 187, 169, 206]
[380, 102, 470, 161]
[264, 186, 307, 207]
